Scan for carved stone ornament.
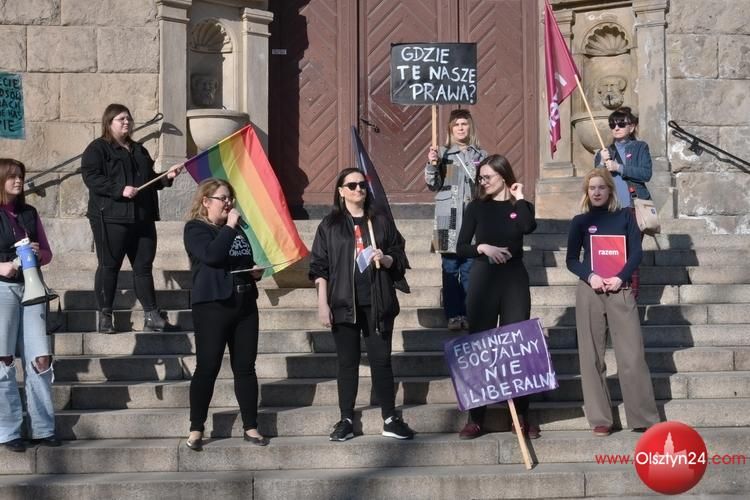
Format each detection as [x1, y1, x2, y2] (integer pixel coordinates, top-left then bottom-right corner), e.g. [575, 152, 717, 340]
[190, 73, 220, 108]
[189, 19, 233, 53]
[582, 23, 630, 56]
[596, 74, 627, 110]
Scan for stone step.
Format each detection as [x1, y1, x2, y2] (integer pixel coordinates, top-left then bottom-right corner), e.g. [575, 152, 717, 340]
[52, 371, 750, 411]
[51, 282, 750, 311]
[50, 324, 750, 357]
[59, 303, 750, 333]
[50, 347, 747, 382]
[2, 461, 748, 499]
[4, 462, 745, 499]
[45, 245, 750, 273]
[1, 428, 746, 476]
[50, 399, 750, 440]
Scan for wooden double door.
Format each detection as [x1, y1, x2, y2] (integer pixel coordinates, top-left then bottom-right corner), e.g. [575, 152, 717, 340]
[269, 0, 538, 209]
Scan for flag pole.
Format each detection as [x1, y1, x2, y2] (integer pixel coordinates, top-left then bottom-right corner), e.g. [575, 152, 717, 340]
[366, 219, 381, 269]
[574, 74, 606, 152]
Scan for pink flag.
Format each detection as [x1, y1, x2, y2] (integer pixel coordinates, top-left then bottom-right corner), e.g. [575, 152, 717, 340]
[544, 0, 580, 156]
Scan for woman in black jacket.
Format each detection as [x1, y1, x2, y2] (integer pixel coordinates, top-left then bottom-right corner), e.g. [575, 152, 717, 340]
[309, 168, 414, 442]
[81, 103, 183, 333]
[183, 178, 266, 451]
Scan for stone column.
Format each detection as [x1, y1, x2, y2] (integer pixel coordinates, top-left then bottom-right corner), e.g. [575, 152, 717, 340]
[242, 8, 273, 151]
[156, 0, 190, 168]
[540, 5, 575, 179]
[633, 0, 672, 216]
[156, 0, 192, 220]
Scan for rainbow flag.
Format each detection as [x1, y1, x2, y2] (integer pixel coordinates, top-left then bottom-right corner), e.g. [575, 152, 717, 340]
[184, 124, 308, 275]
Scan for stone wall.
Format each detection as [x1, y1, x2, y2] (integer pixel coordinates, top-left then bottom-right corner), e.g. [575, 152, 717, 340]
[0, 0, 160, 234]
[666, 0, 750, 233]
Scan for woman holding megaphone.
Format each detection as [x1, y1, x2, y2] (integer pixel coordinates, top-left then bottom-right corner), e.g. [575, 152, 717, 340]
[0, 158, 58, 452]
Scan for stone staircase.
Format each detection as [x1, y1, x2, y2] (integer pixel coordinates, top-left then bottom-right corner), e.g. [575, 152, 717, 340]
[1, 218, 749, 499]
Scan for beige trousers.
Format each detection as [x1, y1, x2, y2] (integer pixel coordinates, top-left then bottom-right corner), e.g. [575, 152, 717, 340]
[575, 281, 660, 429]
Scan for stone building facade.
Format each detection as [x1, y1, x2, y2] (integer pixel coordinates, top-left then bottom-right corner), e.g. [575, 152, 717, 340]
[0, 0, 748, 233]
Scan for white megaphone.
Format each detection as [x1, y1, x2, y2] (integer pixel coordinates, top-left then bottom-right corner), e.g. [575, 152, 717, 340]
[13, 238, 58, 306]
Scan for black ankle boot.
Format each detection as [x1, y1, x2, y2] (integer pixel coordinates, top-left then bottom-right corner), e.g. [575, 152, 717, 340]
[143, 309, 173, 332]
[98, 310, 115, 334]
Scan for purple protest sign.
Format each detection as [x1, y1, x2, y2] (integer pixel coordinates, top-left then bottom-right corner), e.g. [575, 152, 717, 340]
[444, 318, 558, 411]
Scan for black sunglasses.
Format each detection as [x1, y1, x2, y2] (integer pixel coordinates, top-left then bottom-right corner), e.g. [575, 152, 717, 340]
[609, 120, 631, 129]
[342, 181, 368, 191]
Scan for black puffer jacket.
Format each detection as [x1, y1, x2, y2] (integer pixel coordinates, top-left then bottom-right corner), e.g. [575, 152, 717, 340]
[81, 138, 171, 223]
[309, 212, 406, 332]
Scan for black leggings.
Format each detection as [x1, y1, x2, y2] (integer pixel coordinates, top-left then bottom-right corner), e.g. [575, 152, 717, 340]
[89, 219, 158, 311]
[189, 293, 260, 432]
[332, 306, 396, 421]
[465, 260, 532, 424]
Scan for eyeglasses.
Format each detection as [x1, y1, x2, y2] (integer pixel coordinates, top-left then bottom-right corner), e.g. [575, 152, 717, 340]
[342, 181, 368, 191]
[207, 195, 234, 204]
[609, 120, 631, 129]
[478, 174, 499, 184]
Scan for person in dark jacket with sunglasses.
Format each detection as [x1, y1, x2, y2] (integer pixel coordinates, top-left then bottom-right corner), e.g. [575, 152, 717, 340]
[309, 168, 415, 442]
[594, 106, 652, 299]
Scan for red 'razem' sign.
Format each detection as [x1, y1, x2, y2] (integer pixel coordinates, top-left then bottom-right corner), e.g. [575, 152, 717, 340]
[590, 234, 626, 278]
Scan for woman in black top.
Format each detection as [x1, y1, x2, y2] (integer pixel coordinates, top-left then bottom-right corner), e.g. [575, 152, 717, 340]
[309, 168, 414, 442]
[455, 154, 540, 440]
[81, 103, 183, 333]
[183, 178, 266, 451]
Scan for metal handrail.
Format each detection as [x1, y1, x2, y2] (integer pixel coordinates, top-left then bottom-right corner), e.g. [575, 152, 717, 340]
[668, 120, 750, 170]
[25, 112, 165, 193]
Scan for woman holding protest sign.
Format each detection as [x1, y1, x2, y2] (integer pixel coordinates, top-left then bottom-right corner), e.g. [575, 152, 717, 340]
[594, 106, 652, 299]
[425, 109, 487, 331]
[455, 154, 539, 440]
[565, 168, 659, 437]
[309, 168, 415, 442]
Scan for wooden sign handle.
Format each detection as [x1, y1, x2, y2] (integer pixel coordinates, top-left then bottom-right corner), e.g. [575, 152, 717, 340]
[367, 219, 380, 269]
[431, 105, 438, 165]
[508, 398, 533, 470]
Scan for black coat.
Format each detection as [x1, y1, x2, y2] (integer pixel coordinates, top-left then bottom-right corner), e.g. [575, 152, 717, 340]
[184, 219, 258, 305]
[0, 204, 40, 283]
[81, 138, 171, 223]
[309, 212, 406, 332]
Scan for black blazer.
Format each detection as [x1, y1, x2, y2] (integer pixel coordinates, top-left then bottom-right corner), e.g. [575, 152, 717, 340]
[184, 219, 257, 305]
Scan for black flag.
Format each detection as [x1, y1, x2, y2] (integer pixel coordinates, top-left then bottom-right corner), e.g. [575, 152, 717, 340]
[351, 126, 411, 293]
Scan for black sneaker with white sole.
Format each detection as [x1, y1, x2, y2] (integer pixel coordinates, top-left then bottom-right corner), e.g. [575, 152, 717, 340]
[329, 419, 354, 441]
[382, 416, 415, 440]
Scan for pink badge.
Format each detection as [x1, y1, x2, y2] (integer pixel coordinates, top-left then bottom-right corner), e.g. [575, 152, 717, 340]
[588, 225, 598, 234]
[510, 212, 518, 219]
[626, 153, 632, 159]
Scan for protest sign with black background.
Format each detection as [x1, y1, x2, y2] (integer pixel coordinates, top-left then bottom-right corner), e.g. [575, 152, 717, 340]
[390, 43, 477, 105]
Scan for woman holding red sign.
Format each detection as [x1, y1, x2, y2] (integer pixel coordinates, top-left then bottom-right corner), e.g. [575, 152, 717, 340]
[565, 169, 659, 437]
[455, 154, 539, 440]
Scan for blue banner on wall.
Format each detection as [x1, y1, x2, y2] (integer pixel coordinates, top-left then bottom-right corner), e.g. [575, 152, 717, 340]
[0, 72, 25, 140]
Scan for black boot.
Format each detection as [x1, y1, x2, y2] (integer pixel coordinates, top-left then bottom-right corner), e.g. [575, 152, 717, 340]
[98, 309, 116, 334]
[143, 309, 175, 332]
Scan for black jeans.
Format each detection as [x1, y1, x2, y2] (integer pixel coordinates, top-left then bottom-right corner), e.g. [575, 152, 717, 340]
[89, 219, 158, 312]
[189, 293, 260, 432]
[466, 261, 532, 424]
[332, 306, 396, 421]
